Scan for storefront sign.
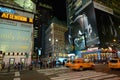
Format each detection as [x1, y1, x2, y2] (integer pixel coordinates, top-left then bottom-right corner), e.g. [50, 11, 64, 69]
[0, 12, 33, 23]
[0, 7, 15, 13]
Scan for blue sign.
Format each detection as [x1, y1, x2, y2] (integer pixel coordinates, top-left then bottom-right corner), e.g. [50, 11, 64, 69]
[0, 7, 15, 14]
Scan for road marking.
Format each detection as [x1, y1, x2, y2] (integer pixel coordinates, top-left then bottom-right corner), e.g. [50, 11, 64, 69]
[37, 68, 120, 80]
[91, 74, 118, 80]
[14, 72, 21, 80]
[104, 77, 120, 80]
[15, 72, 20, 77]
[37, 67, 69, 75]
[51, 72, 107, 80]
[13, 78, 21, 80]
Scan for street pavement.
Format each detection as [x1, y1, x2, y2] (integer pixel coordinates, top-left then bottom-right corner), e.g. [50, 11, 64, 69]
[37, 66, 120, 80]
[0, 64, 120, 80]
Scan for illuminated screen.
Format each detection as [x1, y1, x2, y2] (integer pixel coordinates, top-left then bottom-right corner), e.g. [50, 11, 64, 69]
[0, 19, 33, 52]
[72, 2, 100, 50]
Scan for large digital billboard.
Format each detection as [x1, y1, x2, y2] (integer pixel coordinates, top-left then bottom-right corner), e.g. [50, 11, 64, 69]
[70, 2, 100, 51]
[0, 19, 33, 53]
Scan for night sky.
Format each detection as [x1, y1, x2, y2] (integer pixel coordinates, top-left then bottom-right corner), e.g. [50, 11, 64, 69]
[38, 0, 66, 21]
[52, 0, 67, 21]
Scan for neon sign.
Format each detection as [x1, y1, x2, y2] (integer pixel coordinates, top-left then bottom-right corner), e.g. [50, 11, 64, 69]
[0, 7, 15, 14]
[0, 12, 33, 23]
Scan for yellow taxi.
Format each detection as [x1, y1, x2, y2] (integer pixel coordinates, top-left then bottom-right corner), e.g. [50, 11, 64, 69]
[69, 58, 95, 71]
[108, 58, 120, 69]
[65, 60, 73, 68]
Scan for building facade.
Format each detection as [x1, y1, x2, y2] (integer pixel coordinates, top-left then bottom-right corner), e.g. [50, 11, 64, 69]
[0, 0, 35, 65]
[45, 18, 68, 59]
[33, 1, 53, 61]
[66, 0, 120, 62]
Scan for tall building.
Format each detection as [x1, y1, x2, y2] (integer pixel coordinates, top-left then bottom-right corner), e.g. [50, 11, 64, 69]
[66, 0, 120, 61]
[0, 0, 35, 65]
[33, 0, 53, 60]
[45, 17, 68, 59]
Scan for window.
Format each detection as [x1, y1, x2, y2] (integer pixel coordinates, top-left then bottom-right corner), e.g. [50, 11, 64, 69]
[110, 60, 118, 63]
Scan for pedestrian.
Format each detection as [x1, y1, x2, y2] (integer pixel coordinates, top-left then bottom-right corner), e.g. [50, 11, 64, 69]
[63, 60, 65, 66]
[7, 64, 10, 72]
[0, 64, 2, 71]
[14, 63, 17, 71]
[40, 60, 43, 69]
[29, 64, 33, 70]
[2, 62, 5, 70]
[20, 62, 23, 71]
[18, 62, 21, 71]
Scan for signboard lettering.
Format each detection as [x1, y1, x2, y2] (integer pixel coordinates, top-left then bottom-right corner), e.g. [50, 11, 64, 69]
[0, 12, 33, 23]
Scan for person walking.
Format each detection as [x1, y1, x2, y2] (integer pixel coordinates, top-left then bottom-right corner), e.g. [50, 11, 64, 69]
[0, 64, 2, 71]
[7, 64, 10, 72]
[14, 63, 17, 71]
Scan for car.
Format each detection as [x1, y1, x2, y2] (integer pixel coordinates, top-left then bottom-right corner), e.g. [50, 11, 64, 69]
[56, 58, 67, 65]
[65, 60, 73, 68]
[108, 58, 120, 69]
[69, 58, 95, 71]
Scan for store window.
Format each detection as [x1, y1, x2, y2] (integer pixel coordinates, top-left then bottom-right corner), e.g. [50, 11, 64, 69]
[9, 58, 15, 65]
[20, 58, 25, 64]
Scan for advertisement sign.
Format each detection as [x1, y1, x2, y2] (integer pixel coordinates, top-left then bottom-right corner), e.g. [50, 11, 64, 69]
[0, 12, 33, 23]
[0, 7, 16, 13]
[72, 2, 100, 50]
[0, 19, 33, 53]
[14, 0, 36, 13]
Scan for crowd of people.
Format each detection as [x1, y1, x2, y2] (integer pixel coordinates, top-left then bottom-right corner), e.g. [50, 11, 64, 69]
[0, 59, 66, 72]
[0, 62, 27, 72]
[32, 58, 65, 69]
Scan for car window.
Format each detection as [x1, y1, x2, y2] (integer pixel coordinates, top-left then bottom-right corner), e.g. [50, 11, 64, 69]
[110, 60, 118, 63]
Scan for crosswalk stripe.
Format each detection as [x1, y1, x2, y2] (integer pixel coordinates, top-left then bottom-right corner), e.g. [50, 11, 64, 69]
[37, 69, 68, 75]
[37, 68, 120, 80]
[69, 73, 107, 80]
[37, 67, 67, 72]
[13, 78, 21, 80]
[43, 71, 65, 75]
[57, 71, 97, 77]
[104, 77, 120, 80]
[91, 74, 117, 80]
[15, 72, 20, 77]
[51, 72, 107, 80]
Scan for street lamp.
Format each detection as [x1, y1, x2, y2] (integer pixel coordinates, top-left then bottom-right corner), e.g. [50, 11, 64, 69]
[49, 38, 59, 59]
[55, 39, 58, 42]
[113, 39, 116, 42]
[49, 38, 51, 41]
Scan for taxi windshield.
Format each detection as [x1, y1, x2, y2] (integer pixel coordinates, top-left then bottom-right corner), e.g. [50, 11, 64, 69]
[110, 60, 118, 63]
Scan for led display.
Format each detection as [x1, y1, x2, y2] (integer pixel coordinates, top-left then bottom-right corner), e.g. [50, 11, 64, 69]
[0, 19, 33, 53]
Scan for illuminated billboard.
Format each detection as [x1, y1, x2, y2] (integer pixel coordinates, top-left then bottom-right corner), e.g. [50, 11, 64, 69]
[14, 0, 36, 13]
[68, 1, 100, 51]
[0, 0, 36, 13]
[0, 12, 33, 23]
[0, 19, 33, 53]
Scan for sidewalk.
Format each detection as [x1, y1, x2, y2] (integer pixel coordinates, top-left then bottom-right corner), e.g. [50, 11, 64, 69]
[34, 66, 68, 70]
[0, 67, 28, 74]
